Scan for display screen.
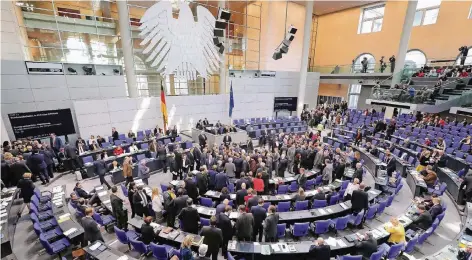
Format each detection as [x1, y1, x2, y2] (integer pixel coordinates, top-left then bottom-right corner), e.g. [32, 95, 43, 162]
[274, 97, 298, 111]
[8, 109, 76, 139]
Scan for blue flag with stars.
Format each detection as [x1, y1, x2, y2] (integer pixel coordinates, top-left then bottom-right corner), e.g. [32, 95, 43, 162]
[229, 81, 234, 118]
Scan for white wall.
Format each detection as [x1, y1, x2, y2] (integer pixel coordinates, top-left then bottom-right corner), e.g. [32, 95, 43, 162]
[73, 71, 320, 139]
[0, 59, 127, 141]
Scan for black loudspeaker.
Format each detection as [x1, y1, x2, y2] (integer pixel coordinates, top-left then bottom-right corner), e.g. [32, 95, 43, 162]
[219, 45, 225, 54]
[272, 52, 282, 60]
[219, 8, 231, 20]
[215, 20, 227, 29]
[214, 29, 224, 37]
[213, 37, 220, 45]
[289, 27, 297, 34]
[287, 35, 295, 41]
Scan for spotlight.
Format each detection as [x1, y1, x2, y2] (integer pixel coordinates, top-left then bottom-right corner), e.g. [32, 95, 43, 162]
[214, 29, 224, 37]
[215, 20, 227, 30]
[67, 67, 77, 74]
[288, 25, 297, 34]
[213, 37, 223, 47]
[218, 8, 231, 21]
[218, 45, 225, 54]
[272, 51, 282, 60]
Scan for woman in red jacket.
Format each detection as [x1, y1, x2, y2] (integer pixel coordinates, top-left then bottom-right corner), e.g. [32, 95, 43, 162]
[253, 172, 264, 194]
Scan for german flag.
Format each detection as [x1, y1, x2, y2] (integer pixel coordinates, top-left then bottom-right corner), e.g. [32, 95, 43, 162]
[161, 83, 168, 133]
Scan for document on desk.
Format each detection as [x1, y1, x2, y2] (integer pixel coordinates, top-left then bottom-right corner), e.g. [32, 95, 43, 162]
[89, 241, 102, 250]
[283, 195, 290, 200]
[95, 186, 104, 191]
[117, 256, 128, 260]
[270, 244, 281, 252]
[279, 243, 289, 252]
[59, 213, 71, 219]
[229, 212, 239, 219]
[64, 228, 77, 236]
[197, 207, 204, 213]
[98, 191, 107, 197]
[339, 203, 348, 209]
[325, 237, 337, 247]
[53, 186, 63, 193]
[337, 239, 347, 247]
[326, 208, 334, 213]
[261, 245, 271, 255]
[318, 208, 327, 215]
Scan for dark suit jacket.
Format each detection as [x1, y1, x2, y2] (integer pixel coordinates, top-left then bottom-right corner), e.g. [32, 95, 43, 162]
[460, 175, 472, 194]
[235, 213, 254, 238]
[223, 136, 232, 144]
[217, 213, 233, 240]
[132, 191, 151, 216]
[413, 211, 433, 230]
[196, 172, 209, 195]
[201, 226, 223, 253]
[41, 149, 55, 165]
[297, 174, 307, 187]
[247, 196, 259, 210]
[140, 223, 155, 244]
[173, 195, 189, 216]
[355, 238, 378, 259]
[353, 168, 363, 183]
[351, 190, 369, 213]
[198, 134, 207, 147]
[64, 145, 78, 159]
[312, 192, 326, 201]
[112, 131, 119, 141]
[429, 204, 443, 220]
[82, 216, 104, 243]
[250, 205, 267, 226]
[110, 194, 126, 218]
[386, 157, 396, 174]
[215, 173, 229, 190]
[236, 189, 248, 206]
[75, 187, 91, 199]
[93, 160, 108, 176]
[178, 207, 200, 233]
[184, 179, 199, 202]
[308, 244, 331, 260]
[263, 213, 279, 239]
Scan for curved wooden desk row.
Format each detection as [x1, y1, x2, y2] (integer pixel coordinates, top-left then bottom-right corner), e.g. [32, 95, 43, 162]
[0, 188, 22, 259]
[169, 169, 319, 189]
[50, 185, 85, 243]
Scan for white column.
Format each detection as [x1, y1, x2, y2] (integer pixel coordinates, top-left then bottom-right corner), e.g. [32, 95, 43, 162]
[117, 0, 138, 98]
[218, 1, 227, 95]
[391, 0, 418, 87]
[297, 1, 314, 116]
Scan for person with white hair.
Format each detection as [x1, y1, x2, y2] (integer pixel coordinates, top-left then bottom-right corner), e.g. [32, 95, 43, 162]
[137, 159, 150, 185]
[354, 231, 378, 259]
[224, 157, 236, 178]
[458, 242, 472, 260]
[308, 237, 331, 260]
[196, 244, 210, 260]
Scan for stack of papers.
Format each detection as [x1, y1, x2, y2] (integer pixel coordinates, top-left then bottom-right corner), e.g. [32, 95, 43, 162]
[59, 213, 71, 219]
[270, 244, 280, 252]
[117, 256, 128, 260]
[261, 245, 271, 255]
[229, 212, 239, 219]
[318, 208, 327, 214]
[98, 191, 107, 197]
[95, 186, 104, 191]
[64, 228, 77, 236]
[52, 186, 63, 193]
[89, 241, 102, 250]
[325, 237, 337, 247]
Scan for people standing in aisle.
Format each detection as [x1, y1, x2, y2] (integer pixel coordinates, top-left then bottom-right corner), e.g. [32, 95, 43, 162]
[93, 156, 111, 189]
[40, 144, 55, 179]
[308, 238, 331, 260]
[49, 133, 63, 164]
[235, 205, 254, 241]
[263, 205, 279, 242]
[196, 244, 210, 260]
[137, 159, 150, 185]
[17, 172, 35, 212]
[132, 185, 151, 217]
[123, 157, 134, 186]
[151, 188, 164, 223]
[82, 208, 104, 244]
[127, 182, 137, 218]
[217, 206, 233, 258]
[250, 199, 267, 242]
[27, 149, 49, 184]
[139, 216, 155, 245]
[110, 186, 128, 230]
[163, 185, 176, 227]
[178, 198, 200, 233]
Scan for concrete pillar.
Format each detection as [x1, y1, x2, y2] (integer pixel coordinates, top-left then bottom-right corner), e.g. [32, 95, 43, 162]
[297, 1, 314, 116]
[384, 107, 395, 119]
[391, 0, 418, 87]
[218, 0, 227, 95]
[117, 0, 138, 98]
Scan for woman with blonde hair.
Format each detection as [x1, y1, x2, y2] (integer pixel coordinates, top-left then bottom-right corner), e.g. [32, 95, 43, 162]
[151, 187, 164, 223]
[385, 217, 405, 244]
[416, 150, 431, 172]
[17, 172, 35, 211]
[180, 235, 194, 260]
[123, 156, 134, 185]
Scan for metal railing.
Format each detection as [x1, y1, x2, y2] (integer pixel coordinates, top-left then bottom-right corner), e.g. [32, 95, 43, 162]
[308, 63, 393, 74]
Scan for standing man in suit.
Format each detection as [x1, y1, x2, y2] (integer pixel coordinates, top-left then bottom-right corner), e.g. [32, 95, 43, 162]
[242, 156, 250, 174]
[461, 173, 472, 202]
[111, 127, 119, 141]
[174, 149, 183, 180]
[110, 186, 127, 230]
[203, 118, 209, 126]
[137, 159, 151, 185]
[215, 171, 229, 191]
[93, 157, 111, 189]
[184, 176, 199, 203]
[287, 144, 296, 174]
[235, 205, 254, 241]
[157, 144, 168, 173]
[193, 146, 202, 171]
[351, 183, 369, 226]
[27, 149, 50, 184]
[224, 157, 236, 178]
[196, 168, 209, 196]
[236, 183, 248, 206]
[264, 205, 279, 242]
[217, 206, 233, 258]
[82, 208, 104, 244]
[199, 133, 208, 148]
[181, 153, 190, 178]
[308, 238, 331, 260]
[173, 188, 189, 217]
[64, 142, 84, 173]
[163, 186, 176, 227]
[49, 133, 63, 163]
[233, 155, 243, 179]
[200, 216, 223, 260]
[223, 133, 232, 147]
[385, 151, 396, 176]
[132, 186, 151, 217]
[40, 145, 55, 178]
[353, 163, 364, 183]
[178, 198, 200, 234]
[247, 189, 259, 210]
[250, 199, 267, 242]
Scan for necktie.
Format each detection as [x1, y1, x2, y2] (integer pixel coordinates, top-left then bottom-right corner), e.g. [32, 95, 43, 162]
[141, 192, 147, 205]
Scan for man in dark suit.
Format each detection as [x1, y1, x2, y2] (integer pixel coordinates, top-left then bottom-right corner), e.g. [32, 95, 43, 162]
[184, 176, 199, 203]
[247, 189, 259, 210]
[111, 127, 119, 141]
[235, 172, 247, 191]
[203, 118, 209, 126]
[242, 156, 250, 174]
[312, 187, 326, 201]
[460, 173, 472, 202]
[40, 145, 55, 178]
[27, 149, 49, 184]
[140, 216, 155, 245]
[193, 146, 202, 170]
[250, 199, 267, 242]
[173, 188, 189, 217]
[385, 151, 396, 176]
[178, 198, 200, 234]
[217, 206, 233, 258]
[297, 168, 307, 187]
[64, 142, 84, 173]
[49, 133, 63, 163]
[410, 205, 433, 231]
[157, 144, 167, 172]
[429, 197, 443, 220]
[263, 205, 279, 242]
[233, 155, 243, 179]
[353, 163, 364, 183]
[110, 186, 127, 230]
[215, 171, 229, 191]
[435, 150, 447, 168]
[196, 169, 209, 196]
[82, 208, 104, 244]
[74, 182, 92, 199]
[93, 158, 111, 189]
[236, 183, 248, 206]
[132, 186, 151, 217]
[200, 216, 223, 260]
[223, 133, 232, 147]
[235, 205, 254, 241]
[174, 150, 183, 180]
[308, 238, 331, 260]
[351, 183, 369, 217]
[198, 133, 208, 148]
[355, 232, 378, 260]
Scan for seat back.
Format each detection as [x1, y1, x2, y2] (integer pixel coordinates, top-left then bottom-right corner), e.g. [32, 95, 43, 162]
[121, 184, 128, 197]
[295, 200, 309, 211]
[365, 204, 379, 220]
[114, 226, 129, 244]
[92, 212, 104, 226]
[38, 233, 54, 255]
[277, 185, 288, 194]
[130, 238, 148, 254]
[386, 195, 395, 207]
[277, 223, 286, 238]
[403, 236, 418, 253]
[377, 200, 388, 215]
[200, 197, 213, 207]
[369, 250, 384, 260]
[293, 222, 309, 237]
[277, 201, 290, 212]
[314, 219, 331, 234]
[335, 215, 350, 230]
[200, 217, 210, 227]
[329, 194, 339, 205]
[313, 199, 327, 209]
[386, 243, 404, 259]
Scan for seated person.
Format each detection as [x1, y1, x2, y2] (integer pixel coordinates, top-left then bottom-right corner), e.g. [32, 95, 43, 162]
[308, 238, 331, 260]
[429, 197, 443, 220]
[113, 146, 124, 156]
[109, 160, 120, 171]
[129, 143, 139, 153]
[384, 217, 406, 244]
[410, 205, 433, 231]
[74, 182, 92, 199]
[355, 231, 378, 260]
[139, 216, 156, 245]
[370, 145, 379, 156]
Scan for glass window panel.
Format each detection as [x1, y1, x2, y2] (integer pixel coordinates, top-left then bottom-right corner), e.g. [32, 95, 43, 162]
[364, 6, 385, 19]
[405, 50, 427, 68]
[372, 18, 383, 32]
[417, 0, 441, 10]
[361, 20, 372, 34]
[423, 8, 439, 25]
[350, 84, 362, 94]
[348, 95, 359, 109]
[413, 11, 423, 26]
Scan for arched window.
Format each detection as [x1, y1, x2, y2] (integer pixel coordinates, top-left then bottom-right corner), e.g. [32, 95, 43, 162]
[456, 46, 472, 66]
[353, 53, 375, 73]
[405, 50, 427, 69]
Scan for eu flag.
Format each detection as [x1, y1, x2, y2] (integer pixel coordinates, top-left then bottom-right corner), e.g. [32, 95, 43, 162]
[229, 81, 234, 118]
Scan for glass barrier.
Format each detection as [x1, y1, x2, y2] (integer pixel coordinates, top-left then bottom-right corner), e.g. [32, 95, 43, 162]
[309, 63, 392, 74]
